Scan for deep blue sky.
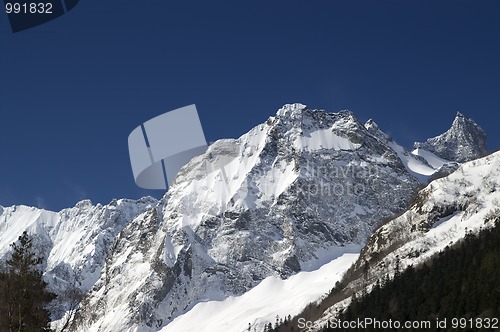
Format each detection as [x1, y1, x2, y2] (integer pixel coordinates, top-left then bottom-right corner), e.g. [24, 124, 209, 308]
[1, 1, 499, 211]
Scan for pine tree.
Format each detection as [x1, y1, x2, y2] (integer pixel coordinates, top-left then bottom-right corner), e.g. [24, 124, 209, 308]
[0, 231, 56, 331]
[394, 255, 401, 278]
[0, 261, 9, 331]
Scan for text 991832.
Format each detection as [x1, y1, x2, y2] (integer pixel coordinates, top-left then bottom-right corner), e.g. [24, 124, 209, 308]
[6, 2, 53, 14]
[3, 0, 79, 32]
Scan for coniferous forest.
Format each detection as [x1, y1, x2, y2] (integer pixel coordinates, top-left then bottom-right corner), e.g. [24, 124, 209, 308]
[324, 219, 500, 331]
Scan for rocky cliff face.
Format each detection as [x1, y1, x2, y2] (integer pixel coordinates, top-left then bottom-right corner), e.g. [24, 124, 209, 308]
[414, 112, 487, 163]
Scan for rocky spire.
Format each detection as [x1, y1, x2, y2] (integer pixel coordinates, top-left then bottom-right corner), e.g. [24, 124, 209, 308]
[414, 112, 487, 162]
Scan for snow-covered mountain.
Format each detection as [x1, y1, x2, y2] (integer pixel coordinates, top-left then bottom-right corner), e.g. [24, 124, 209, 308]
[0, 104, 489, 332]
[414, 111, 487, 163]
[307, 150, 500, 331]
[69, 104, 428, 331]
[0, 197, 158, 322]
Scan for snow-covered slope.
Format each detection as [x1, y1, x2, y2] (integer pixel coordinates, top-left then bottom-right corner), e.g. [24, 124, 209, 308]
[364, 119, 437, 183]
[161, 253, 359, 332]
[411, 147, 450, 169]
[310, 150, 500, 329]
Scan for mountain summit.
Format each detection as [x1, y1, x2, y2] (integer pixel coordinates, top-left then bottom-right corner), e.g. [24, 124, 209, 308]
[414, 112, 487, 163]
[69, 104, 424, 330]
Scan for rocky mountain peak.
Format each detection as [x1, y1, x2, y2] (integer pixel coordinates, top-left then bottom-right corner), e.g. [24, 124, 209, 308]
[414, 112, 487, 163]
[452, 111, 475, 127]
[364, 119, 391, 143]
[270, 105, 365, 147]
[364, 119, 379, 131]
[274, 104, 356, 126]
[275, 103, 308, 118]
